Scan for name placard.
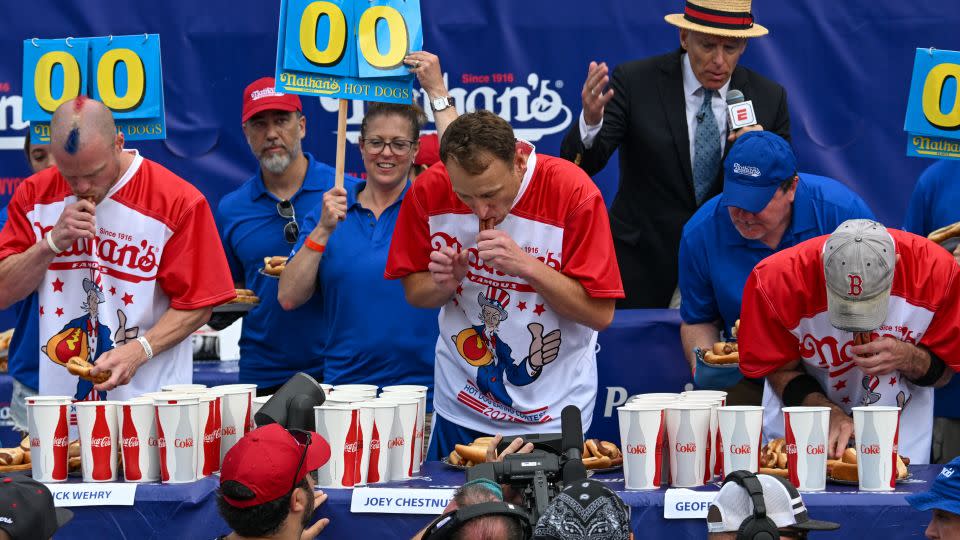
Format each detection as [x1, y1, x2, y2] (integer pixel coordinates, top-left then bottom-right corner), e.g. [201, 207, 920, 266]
[663, 488, 718, 519]
[47, 483, 137, 507]
[350, 487, 455, 515]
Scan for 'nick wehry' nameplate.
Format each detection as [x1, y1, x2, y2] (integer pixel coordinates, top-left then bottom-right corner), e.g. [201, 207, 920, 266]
[47, 483, 137, 507]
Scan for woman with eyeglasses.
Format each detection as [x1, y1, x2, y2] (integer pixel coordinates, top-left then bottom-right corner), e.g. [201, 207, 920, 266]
[278, 101, 445, 409]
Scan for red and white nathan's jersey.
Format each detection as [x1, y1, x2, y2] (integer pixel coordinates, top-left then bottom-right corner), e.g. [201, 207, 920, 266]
[739, 229, 960, 463]
[386, 145, 623, 434]
[0, 151, 236, 401]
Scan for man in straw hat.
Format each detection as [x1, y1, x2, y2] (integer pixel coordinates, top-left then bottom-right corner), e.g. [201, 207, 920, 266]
[738, 219, 960, 464]
[560, 0, 790, 309]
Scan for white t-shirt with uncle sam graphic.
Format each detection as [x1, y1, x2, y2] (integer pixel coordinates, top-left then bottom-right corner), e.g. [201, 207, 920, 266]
[0, 151, 236, 402]
[386, 144, 623, 435]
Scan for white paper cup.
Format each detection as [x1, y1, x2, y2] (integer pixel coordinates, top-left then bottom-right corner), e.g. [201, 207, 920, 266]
[782, 406, 831, 491]
[154, 395, 200, 484]
[680, 396, 723, 480]
[366, 403, 396, 484]
[161, 384, 207, 393]
[27, 396, 72, 483]
[853, 406, 901, 491]
[212, 384, 257, 461]
[377, 392, 426, 474]
[381, 385, 429, 394]
[376, 398, 418, 481]
[630, 393, 682, 402]
[314, 404, 362, 488]
[718, 406, 764, 477]
[252, 395, 271, 427]
[75, 401, 120, 482]
[197, 394, 221, 478]
[333, 384, 379, 395]
[666, 403, 712, 487]
[119, 400, 160, 482]
[618, 405, 666, 489]
[325, 392, 371, 404]
[682, 390, 728, 404]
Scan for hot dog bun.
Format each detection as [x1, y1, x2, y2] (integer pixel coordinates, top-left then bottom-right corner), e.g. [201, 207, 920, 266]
[928, 221, 960, 245]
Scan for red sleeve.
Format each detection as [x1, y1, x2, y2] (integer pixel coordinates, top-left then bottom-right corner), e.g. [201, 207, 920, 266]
[738, 269, 802, 378]
[919, 262, 960, 369]
[156, 196, 236, 309]
[0, 181, 40, 261]
[384, 180, 432, 280]
[561, 192, 624, 298]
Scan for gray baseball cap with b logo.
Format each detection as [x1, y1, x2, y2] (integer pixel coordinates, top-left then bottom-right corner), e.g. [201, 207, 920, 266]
[823, 219, 896, 332]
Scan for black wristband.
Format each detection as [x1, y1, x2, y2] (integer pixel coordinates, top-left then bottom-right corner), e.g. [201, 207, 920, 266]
[908, 350, 947, 387]
[782, 374, 826, 407]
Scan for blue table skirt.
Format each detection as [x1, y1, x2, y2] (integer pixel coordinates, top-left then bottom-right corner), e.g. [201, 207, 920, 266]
[51, 462, 937, 539]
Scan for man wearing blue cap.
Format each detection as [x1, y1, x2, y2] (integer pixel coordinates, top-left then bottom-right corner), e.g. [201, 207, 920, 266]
[678, 131, 874, 402]
[908, 457, 960, 539]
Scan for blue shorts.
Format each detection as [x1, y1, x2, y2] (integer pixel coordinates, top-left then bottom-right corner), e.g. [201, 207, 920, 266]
[426, 413, 490, 461]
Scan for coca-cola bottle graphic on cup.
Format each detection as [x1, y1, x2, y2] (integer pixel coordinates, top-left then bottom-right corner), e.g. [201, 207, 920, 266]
[173, 408, 196, 482]
[202, 400, 219, 476]
[368, 421, 381, 484]
[90, 406, 114, 481]
[52, 405, 69, 481]
[121, 405, 142, 481]
[630, 411, 649, 487]
[805, 414, 826, 489]
[674, 410, 698, 487]
[156, 412, 169, 482]
[859, 412, 882, 490]
[728, 411, 752, 473]
[342, 409, 360, 487]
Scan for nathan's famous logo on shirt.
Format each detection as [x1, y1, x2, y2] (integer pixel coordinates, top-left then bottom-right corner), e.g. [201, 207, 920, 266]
[431, 231, 561, 277]
[33, 222, 161, 275]
[326, 72, 571, 144]
[799, 326, 921, 377]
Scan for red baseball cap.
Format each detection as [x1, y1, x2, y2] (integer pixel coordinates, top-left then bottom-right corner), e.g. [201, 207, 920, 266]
[220, 423, 331, 508]
[241, 77, 303, 123]
[414, 133, 440, 167]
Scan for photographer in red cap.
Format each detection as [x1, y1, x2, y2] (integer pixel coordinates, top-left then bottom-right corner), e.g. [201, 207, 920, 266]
[216, 423, 332, 540]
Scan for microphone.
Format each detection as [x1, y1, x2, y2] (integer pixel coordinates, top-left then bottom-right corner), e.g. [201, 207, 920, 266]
[696, 111, 705, 123]
[560, 405, 587, 482]
[726, 89, 757, 131]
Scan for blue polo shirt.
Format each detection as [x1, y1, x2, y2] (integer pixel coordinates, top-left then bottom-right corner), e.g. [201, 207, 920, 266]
[0, 207, 39, 391]
[679, 173, 875, 334]
[904, 160, 960, 419]
[291, 181, 438, 410]
[215, 153, 356, 388]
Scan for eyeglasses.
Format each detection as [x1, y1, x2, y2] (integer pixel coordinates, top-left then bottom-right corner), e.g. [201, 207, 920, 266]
[276, 199, 299, 243]
[361, 138, 416, 156]
[288, 428, 312, 495]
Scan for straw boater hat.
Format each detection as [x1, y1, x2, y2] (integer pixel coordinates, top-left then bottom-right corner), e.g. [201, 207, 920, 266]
[665, 0, 769, 38]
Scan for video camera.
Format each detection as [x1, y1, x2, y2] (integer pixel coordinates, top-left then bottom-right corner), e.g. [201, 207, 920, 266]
[466, 405, 587, 523]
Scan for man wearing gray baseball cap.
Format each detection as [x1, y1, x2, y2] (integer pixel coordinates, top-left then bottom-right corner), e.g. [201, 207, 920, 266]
[737, 219, 960, 462]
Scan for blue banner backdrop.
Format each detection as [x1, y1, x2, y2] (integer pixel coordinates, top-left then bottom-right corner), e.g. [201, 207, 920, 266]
[0, 2, 958, 325]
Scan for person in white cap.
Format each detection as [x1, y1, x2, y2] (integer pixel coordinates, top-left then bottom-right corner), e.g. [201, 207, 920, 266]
[708, 471, 839, 539]
[560, 0, 790, 309]
[738, 219, 960, 463]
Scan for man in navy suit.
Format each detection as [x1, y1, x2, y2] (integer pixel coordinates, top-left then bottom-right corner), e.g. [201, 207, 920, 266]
[561, 0, 790, 308]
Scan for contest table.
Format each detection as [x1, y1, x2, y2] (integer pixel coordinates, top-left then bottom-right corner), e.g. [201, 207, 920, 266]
[49, 462, 937, 539]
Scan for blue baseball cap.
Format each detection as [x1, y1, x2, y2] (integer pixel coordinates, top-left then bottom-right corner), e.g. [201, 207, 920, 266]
[906, 457, 960, 516]
[720, 131, 797, 214]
